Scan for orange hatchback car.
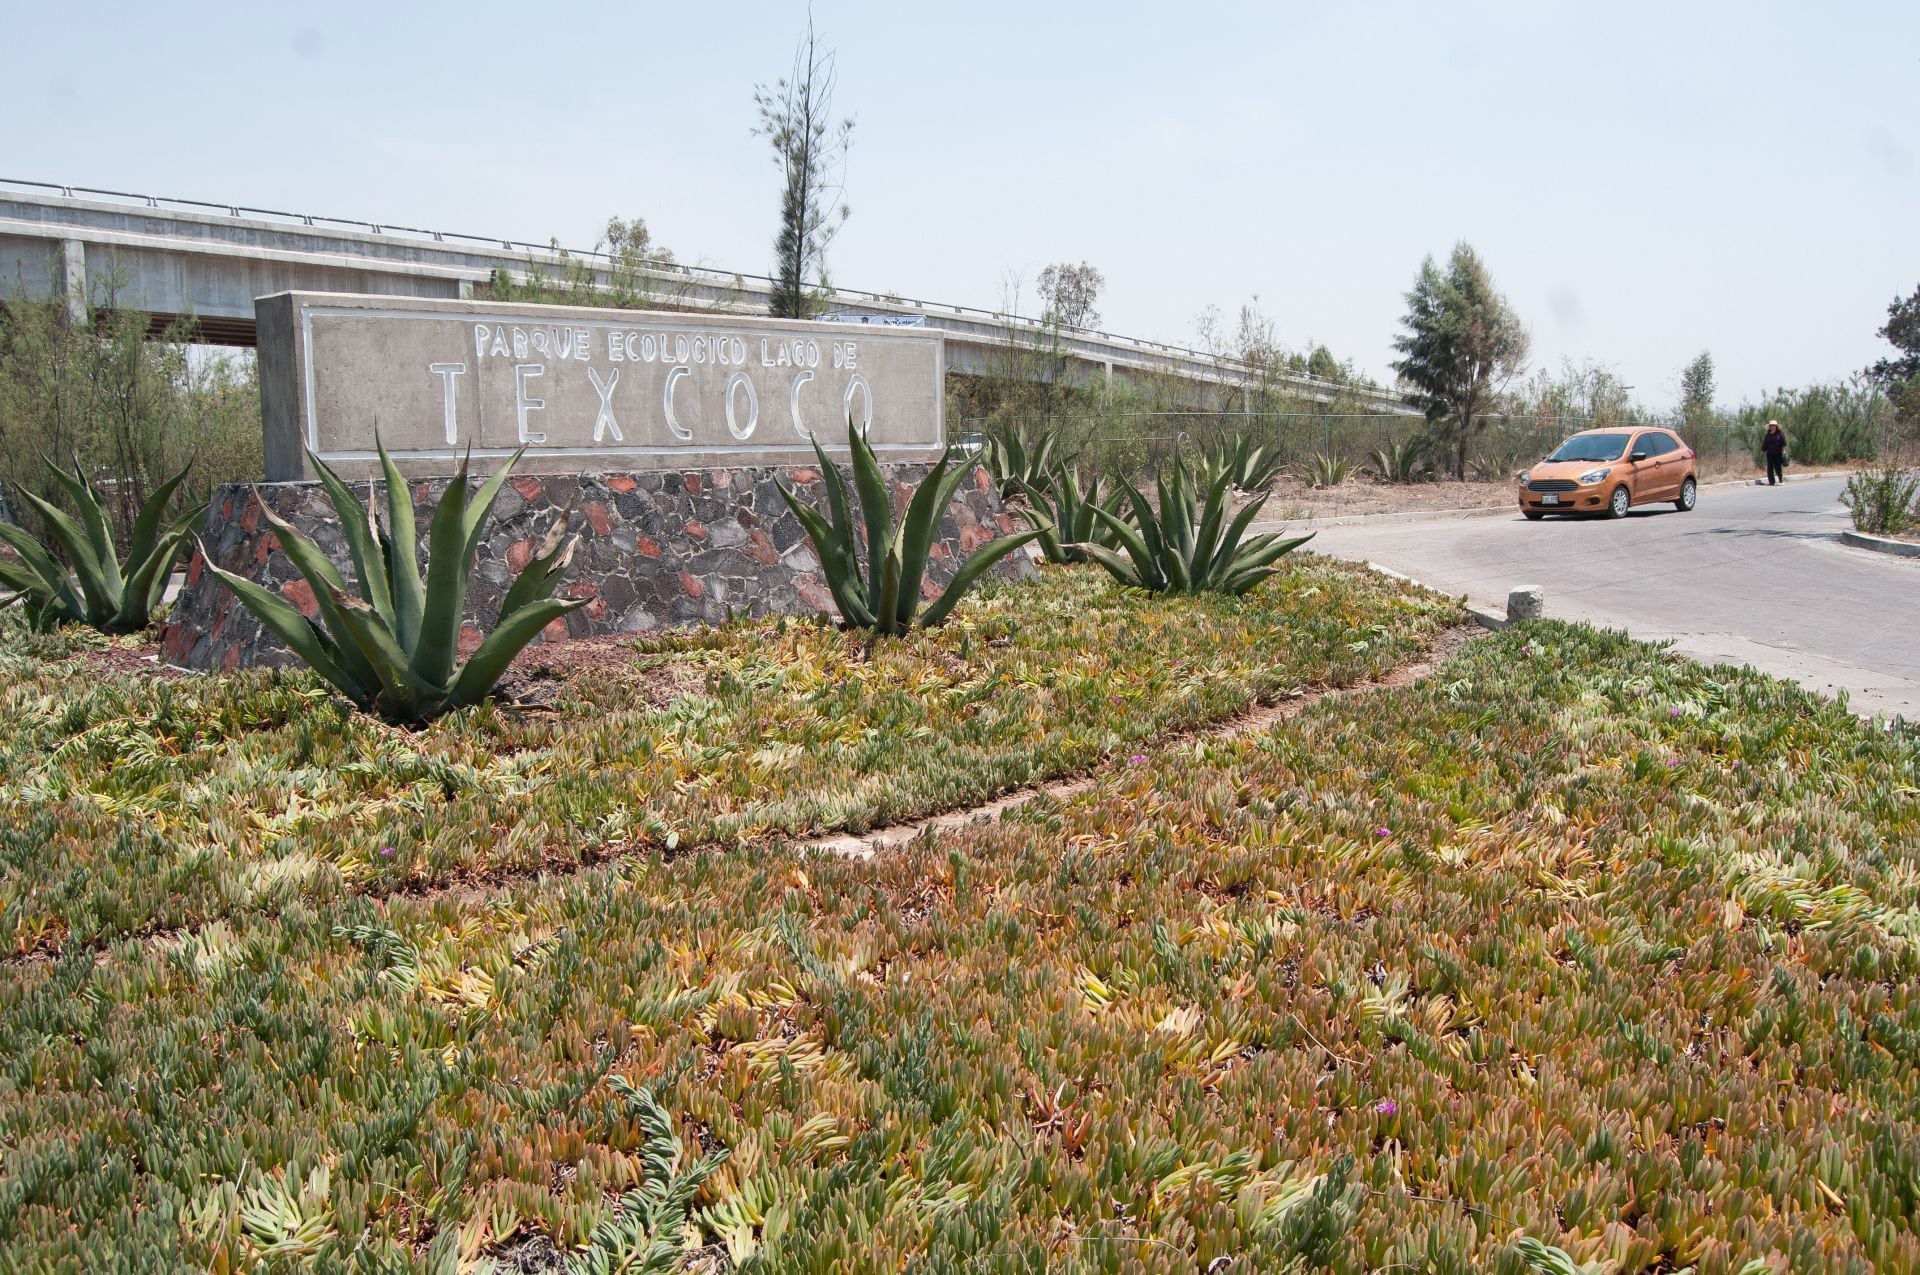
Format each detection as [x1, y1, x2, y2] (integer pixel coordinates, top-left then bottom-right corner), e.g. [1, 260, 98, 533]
[1517, 427, 1698, 520]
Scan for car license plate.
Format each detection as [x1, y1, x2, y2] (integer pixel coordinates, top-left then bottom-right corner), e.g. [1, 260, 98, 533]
[1542, 494, 1560, 505]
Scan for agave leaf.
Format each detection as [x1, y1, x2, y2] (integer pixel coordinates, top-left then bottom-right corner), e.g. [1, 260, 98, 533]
[1089, 504, 1162, 592]
[448, 597, 587, 707]
[1013, 477, 1067, 564]
[1164, 464, 1196, 566]
[254, 502, 382, 692]
[919, 528, 1045, 627]
[894, 452, 967, 617]
[114, 528, 188, 632]
[498, 510, 576, 620]
[808, 433, 856, 550]
[135, 526, 197, 621]
[0, 518, 84, 618]
[847, 419, 892, 606]
[255, 502, 349, 595]
[1074, 542, 1143, 590]
[1207, 495, 1274, 583]
[200, 551, 367, 705]
[326, 585, 444, 716]
[873, 532, 906, 636]
[1190, 471, 1234, 582]
[460, 448, 526, 564]
[125, 459, 196, 573]
[1234, 532, 1315, 571]
[777, 480, 873, 628]
[1164, 537, 1193, 592]
[45, 454, 122, 599]
[413, 451, 474, 690]
[1218, 565, 1281, 596]
[310, 453, 394, 627]
[376, 438, 425, 651]
[11, 485, 116, 622]
[0, 557, 41, 595]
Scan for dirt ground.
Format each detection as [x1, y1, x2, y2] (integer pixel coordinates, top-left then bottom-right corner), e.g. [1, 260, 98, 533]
[1252, 457, 1851, 522]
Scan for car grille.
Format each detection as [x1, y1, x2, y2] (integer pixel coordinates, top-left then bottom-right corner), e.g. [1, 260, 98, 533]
[1528, 479, 1578, 493]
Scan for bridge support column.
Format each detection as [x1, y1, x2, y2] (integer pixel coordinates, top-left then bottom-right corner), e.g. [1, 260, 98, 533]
[59, 239, 87, 325]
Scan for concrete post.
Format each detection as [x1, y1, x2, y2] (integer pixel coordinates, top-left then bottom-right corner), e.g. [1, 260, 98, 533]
[59, 239, 87, 325]
[1507, 585, 1545, 622]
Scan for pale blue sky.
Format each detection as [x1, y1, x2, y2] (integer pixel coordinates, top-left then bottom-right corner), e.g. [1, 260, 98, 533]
[6, 1, 1915, 409]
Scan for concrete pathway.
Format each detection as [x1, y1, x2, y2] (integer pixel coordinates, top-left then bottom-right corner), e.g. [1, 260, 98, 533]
[1267, 475, 1920, 720]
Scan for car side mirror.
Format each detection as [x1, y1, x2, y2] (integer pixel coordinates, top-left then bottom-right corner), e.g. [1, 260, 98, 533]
[1630, 451, 1649, 462]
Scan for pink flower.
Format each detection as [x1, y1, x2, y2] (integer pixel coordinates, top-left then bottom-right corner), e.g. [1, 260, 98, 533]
[1375, 828, 1391, 837]
[1129, 754, 1148, 765]
[1375, 1099, 1397, 1116]
[379, 847, 396, 858]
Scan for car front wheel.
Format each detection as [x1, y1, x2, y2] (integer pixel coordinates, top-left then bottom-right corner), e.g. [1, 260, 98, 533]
[1674, 476, 1697, 511]
[1607, 485, 1631, 519]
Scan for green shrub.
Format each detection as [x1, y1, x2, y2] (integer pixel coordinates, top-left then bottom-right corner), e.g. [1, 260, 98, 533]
[778, 419, 1044, 636]
[1840, 464, 1920, 535]
[1082, 456, 1312, 594]
[0, 453, 203, 633]
[0, 298, 260, 538]
[1366, 437, 1436, 484]
[1301, 453, 1353, 489]
[1015, 463, 1127, 565]
[1201, 431, 1284, 492]
[204, 442, 584, 723]
[982, 420, 1060, 500]
[1737, 379, 1887, 466]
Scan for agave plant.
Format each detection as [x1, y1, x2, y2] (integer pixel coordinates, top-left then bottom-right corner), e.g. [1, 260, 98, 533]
[1468, 448, 1524, 482]
[1366, 437, 1436, 484]
[1015, 463, 1128, 565]
[0, 455, 205, 634]
[1202, 432, 1284, 493]
[1081, 456, 1312, 595]
[203, 443, 584, 723]
[779, 419, 1045, 636]
[983, 421, 1060, 501]
[1301, 454, 1353, 490]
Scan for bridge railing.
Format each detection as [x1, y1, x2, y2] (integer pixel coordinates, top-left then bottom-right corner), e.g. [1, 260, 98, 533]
[0, 176, 1403, 408]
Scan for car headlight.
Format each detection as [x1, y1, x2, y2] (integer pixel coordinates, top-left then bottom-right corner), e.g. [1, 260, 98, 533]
[1578, 467, 1612, 485]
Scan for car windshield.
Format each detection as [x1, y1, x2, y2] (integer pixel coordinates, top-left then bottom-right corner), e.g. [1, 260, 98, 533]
[1546, 433, 1631, 463]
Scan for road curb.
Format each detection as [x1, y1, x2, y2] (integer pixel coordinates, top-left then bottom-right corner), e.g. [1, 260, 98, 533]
[1356, 561, 1509, 631]
[1712, 469, 1854, 490]
[1840, 529, 1920, 560]
[1258, 503, 1516, 532]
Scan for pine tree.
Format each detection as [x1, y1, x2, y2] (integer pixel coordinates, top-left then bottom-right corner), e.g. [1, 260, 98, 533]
[754, 17, 855, 320]
[1679, 351, 1716, 433]
[1390, 244, 1530, 480]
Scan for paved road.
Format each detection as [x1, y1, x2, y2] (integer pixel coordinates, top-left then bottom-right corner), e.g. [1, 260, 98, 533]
[1281, 476, 1920, 720]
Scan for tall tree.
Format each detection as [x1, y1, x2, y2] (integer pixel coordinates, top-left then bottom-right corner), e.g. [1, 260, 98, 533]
[753, 16, 854, 319]
[1868, 284, 1920, 388]
[1391, 243, 1530, 480]
[1679, 351, 1716, 433]
[1036, 262, 1105, 331]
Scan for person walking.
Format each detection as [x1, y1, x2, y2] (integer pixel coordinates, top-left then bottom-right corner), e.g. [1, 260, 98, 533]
[1761, 420, 1787, 486]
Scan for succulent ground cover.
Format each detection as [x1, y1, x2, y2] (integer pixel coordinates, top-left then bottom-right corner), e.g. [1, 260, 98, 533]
[0, 559, 1457, 956]
[3, 621, 1917, 1271]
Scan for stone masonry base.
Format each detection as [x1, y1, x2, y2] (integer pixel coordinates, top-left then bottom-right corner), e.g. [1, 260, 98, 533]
[163, 462, 1035, 671]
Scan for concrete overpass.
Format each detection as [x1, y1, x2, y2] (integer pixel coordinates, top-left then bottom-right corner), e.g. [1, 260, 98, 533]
[0, 179, 1416, 414]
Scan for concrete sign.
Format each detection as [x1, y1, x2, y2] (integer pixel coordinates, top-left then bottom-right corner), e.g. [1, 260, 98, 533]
[256, 292, 946, 480]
